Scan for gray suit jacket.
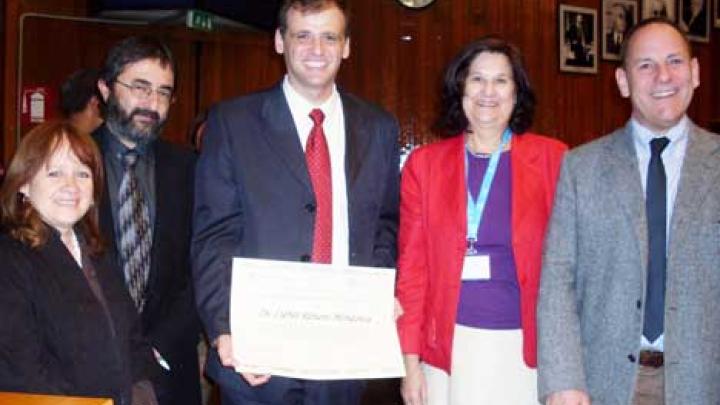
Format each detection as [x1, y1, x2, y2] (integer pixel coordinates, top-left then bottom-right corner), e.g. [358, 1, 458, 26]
[537, 121, 720, 404]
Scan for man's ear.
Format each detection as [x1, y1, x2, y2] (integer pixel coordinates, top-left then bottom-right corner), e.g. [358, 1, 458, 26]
[275, 29, 285, 55]
[690, 57, 700, 90]
[342, 37, 350, 60]
[615, 67, 630, 98]
[97, 79, 110, 102]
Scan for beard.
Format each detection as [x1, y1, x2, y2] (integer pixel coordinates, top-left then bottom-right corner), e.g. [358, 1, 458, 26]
[104, 92, 166, 148]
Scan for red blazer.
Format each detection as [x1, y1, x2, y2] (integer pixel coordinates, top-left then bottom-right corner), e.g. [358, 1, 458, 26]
[396, 133, 566, 372]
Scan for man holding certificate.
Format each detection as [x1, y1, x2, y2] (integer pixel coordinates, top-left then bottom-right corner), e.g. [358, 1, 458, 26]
[191, 0, 400, 404]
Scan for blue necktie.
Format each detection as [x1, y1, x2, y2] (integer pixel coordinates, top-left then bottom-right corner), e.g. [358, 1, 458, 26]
[643, 137, 670, 342]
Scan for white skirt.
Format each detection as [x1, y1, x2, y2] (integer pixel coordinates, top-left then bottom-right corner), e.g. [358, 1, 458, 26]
[422, 325, 539, 405]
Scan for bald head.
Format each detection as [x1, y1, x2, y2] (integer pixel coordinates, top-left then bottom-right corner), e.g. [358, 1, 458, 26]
[620, 18, 691, 67]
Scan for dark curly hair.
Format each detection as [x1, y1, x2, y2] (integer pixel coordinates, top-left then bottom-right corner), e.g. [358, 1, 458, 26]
[435, 36, 535, 137]
[60, 68, 102, 118]
[100, 36, 176, 90]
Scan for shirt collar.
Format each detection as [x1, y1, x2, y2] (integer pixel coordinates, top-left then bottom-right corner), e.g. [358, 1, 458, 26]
[282, 75, 340, 119]
[630, 115, 689, 149]
[101, 124, 151, 161]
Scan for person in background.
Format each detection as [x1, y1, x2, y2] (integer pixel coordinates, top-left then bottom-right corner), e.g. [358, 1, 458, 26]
[0, 120, 157, 405]
[396, 37, 566, 405]
[94, 36, 201, 405]
[60, 68, 104, 135]
[187, 110, 208, 152]
[538, 19, 720, 405]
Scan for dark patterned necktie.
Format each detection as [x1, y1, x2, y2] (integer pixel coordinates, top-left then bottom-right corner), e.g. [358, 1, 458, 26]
[306, 108, 332, 263]
[644, 137, 670, 342]
[118, 150, 152, 312]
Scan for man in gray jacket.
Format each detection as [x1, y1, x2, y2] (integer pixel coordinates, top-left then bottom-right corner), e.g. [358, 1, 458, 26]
[538, 18, 720, 405]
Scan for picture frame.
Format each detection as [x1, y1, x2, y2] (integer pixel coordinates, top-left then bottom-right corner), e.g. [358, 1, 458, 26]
[716, 0, 720, 28]
[678, 0, 710, 42]
[641, 0, 676, 21]
[559, 4, 598, 74]
[602, 0, 638, 61]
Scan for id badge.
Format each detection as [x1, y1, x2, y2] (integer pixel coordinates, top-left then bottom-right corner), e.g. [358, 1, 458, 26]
[461, 255, 491, 281]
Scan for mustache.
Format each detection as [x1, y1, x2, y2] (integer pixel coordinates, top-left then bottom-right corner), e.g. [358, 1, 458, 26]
[130, 109, 160, 121]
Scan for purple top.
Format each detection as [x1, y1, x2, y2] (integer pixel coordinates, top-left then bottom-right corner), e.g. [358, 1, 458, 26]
[456, 150, 521, 329]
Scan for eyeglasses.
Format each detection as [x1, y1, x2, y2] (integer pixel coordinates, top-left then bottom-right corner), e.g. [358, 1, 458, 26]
[115, 80, 174, 104]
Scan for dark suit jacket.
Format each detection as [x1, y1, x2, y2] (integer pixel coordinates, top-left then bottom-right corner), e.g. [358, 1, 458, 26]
[95, 128, 201, 405]
[192, 83, 400, 344]
[0, 231, 154, 404]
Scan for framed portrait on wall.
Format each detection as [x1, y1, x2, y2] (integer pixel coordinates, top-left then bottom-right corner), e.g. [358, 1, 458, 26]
[641, 0, 676, 21]
[679, 0, 710, 42]
[559, 4, 598, 73]
[716, 0, 720, 27]
[602, 0, 638, 61]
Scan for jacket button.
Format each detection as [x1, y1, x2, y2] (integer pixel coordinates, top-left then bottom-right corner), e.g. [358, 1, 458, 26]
[305, 203, 316, 213]
[628, 354, 636, 363]
[636, 300, 642, 309]
[300, 254, 311, 262]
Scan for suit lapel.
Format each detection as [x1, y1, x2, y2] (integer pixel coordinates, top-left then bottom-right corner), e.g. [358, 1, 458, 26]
[669, 125, 720, 251]
[605, 126, 647, 266]
[342, 93, 371, 193]
[38, 232, 92, 298]
[94, 128, 119, 258]
[434, 136, 467, 243]
[260, 85, 312, 190]
[510, 136, 545, 247]
[146, 141, 171, 300]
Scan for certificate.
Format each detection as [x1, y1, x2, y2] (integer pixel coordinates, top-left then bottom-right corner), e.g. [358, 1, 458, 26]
[230, 258, 405, 380]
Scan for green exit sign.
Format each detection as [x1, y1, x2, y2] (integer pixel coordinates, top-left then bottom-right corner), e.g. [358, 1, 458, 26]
[187, 9, 214, 31]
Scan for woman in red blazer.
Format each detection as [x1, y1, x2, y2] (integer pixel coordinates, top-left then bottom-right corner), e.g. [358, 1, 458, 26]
[396, 37, 566, 405]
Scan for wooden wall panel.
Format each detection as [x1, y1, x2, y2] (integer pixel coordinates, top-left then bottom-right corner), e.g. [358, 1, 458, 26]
[339, 0, 719, 147]
[3, 0, 720, 164]
[196, 33, 284, 113]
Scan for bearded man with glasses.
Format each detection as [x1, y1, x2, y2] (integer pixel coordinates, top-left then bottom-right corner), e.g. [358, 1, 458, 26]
[93, 35, 202, 405]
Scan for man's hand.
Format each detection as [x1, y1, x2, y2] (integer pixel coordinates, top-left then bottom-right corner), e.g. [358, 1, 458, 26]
[214, 334, 235, 367]
[240, 372, 272, 386]
[214, 334, 271, 386]
[546, 389, 591, 405]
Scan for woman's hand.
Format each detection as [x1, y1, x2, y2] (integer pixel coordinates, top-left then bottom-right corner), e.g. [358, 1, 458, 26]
[401, 355, 427, 405]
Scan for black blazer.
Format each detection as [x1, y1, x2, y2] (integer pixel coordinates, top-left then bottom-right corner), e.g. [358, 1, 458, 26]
[95, 128, 201, 405]
[0, 231, 153, 404]
[192, 83, 400, 342]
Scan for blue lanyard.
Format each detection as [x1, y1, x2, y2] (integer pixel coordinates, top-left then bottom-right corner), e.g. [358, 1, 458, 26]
[465, 128, 512, 254]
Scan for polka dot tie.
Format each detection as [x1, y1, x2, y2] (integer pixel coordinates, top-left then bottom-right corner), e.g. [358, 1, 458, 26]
[306, 109, 332, 263]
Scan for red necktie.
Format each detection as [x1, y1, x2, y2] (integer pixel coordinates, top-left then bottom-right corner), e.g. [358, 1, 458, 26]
[306, 108, 332, 263]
